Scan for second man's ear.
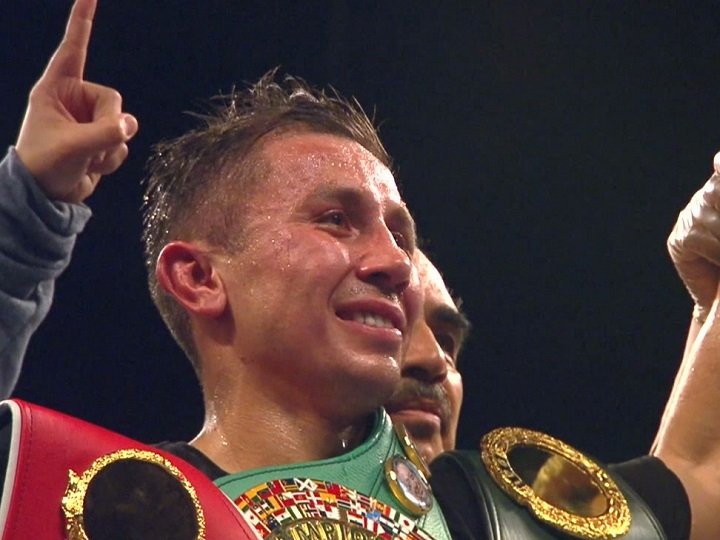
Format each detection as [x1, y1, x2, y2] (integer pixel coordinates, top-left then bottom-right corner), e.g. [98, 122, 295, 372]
[155, 241, 227, 318]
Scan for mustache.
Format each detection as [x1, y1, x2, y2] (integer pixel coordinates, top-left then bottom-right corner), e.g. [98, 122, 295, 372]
[386, 379, 452, 427]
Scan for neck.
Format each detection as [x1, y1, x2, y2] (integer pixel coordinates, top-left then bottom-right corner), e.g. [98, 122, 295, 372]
[190, 378, 372, 473]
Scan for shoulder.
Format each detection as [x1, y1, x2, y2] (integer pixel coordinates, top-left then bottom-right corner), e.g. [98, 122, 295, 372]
[153, 441, 228, 481]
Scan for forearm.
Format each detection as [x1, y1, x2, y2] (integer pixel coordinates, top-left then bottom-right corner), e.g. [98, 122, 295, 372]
[652, 304, 720, 540]
[0, 148, 91, 397]
[652, 314, 720, 460]
[651, 317, 701, 453]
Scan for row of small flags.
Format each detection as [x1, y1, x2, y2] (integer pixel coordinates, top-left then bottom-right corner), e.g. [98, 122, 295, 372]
[233, 478, 432, 539]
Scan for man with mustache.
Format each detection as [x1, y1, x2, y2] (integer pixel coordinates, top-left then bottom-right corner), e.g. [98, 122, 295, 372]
[386, 250, 469, 464]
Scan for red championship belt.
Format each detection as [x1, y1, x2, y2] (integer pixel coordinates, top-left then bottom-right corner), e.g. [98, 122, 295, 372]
[0, 399, 256, 540]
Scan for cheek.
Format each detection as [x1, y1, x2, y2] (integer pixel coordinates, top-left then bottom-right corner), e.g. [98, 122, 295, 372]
[447, 371, 464, 418]
[291, 237, 352, 279]
[246, 228, 352, 295]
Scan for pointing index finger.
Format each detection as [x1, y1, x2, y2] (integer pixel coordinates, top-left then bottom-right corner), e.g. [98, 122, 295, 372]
[44, 0, 97, 80]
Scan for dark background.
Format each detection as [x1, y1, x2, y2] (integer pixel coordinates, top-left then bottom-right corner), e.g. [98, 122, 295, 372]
[2, 1, 719, 463]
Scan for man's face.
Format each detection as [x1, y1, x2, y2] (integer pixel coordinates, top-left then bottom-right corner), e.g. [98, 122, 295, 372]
[385, 251, 468, 462]
[214, 131, 421, 421]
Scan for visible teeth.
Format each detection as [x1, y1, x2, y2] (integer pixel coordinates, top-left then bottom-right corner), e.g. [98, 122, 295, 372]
[352, 312, 394, 329]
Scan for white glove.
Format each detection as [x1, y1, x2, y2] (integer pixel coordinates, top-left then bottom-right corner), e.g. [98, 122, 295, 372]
[667, 152, 720, 322]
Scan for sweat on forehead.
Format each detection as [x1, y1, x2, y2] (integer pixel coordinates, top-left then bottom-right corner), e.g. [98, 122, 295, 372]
[254, 131, 402, 198]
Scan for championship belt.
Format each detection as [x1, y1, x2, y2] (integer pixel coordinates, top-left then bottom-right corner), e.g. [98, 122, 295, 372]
[0, 399, 256, 540]
[432, 427, 668, 540]
[215, 411, 451, 539]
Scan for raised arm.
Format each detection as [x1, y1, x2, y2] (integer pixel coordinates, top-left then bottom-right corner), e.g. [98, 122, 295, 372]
[0, 0, 137, 397]
[16, 0, 137, 202]
[652, 152, 720, 540]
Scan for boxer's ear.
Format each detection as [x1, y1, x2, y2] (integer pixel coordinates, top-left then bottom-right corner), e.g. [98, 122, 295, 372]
[155, 241, 226, 318]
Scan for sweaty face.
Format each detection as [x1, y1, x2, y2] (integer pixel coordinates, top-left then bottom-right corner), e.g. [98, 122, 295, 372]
[215, 131, 421, 422]
[385, 251, 468, 463]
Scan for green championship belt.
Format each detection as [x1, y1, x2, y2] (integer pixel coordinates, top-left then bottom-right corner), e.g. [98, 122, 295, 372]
[214, 410, 451, 539]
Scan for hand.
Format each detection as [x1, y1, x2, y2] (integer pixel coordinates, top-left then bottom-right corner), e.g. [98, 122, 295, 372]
[667, 153, 720, 322]
[15, 0, 138, 204]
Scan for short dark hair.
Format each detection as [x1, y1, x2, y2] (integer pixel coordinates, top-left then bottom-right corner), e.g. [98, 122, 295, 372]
[142, 70, 391, 375]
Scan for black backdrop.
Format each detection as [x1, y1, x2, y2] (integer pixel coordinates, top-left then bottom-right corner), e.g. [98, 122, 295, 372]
[3, 1, 719, 463]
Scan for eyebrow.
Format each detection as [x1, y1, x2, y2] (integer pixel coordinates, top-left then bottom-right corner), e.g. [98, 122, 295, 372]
[430, 304, 472, 351]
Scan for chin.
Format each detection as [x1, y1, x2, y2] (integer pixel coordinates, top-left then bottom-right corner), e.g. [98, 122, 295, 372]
[350, 352, 401, 386]
[329, 357, 401, 414]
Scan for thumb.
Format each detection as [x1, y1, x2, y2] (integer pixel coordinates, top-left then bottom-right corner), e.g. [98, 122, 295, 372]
[64, 113, 138, 158]
[120, 113, 139, 139]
